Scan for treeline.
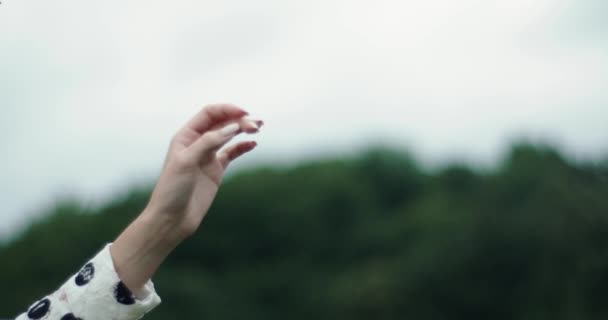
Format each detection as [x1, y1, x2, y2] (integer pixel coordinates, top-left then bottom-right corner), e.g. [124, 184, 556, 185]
[1, 144, 608, 319]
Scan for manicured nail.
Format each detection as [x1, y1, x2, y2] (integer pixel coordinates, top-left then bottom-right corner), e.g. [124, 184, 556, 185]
[221, 123, 240, 136]
[248, 120, 259, 130]
[243, 117, 259, 128]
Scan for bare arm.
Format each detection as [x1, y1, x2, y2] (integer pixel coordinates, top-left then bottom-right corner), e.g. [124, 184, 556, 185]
[109, 103, 263, 295]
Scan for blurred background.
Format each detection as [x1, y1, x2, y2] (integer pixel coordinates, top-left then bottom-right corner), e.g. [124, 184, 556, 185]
[1, 0, 607, 318]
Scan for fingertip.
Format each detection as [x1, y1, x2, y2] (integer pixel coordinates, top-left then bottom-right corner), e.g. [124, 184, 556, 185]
[241, 140, 257, 151]
[212, 102, 249, 115]
[242, 141, 258, 154]
[240, 117, 262, 134]
[229, 103, 249, 116]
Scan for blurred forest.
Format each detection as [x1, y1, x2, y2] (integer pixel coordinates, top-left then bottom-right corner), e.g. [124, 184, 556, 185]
[1, 143, 608, 319]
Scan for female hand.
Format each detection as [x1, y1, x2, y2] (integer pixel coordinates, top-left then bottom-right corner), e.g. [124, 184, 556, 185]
[146, 103, 263, 237]
[110, 103, 263, 295]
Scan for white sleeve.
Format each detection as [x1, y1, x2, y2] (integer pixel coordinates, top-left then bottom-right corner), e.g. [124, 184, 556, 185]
[14, 243, 161, 320]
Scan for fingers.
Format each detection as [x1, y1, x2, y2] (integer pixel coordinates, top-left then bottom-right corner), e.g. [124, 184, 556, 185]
[184, 103, 249, 135]
[185, 123, 242, 162]
[218, 141, 258, 169]
[238, 117, 264, 134]
[184, 118, 262, 163]
[180, 103, 262, 164]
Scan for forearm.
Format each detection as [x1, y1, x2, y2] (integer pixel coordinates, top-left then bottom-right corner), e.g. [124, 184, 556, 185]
[110, 208, 188, 296]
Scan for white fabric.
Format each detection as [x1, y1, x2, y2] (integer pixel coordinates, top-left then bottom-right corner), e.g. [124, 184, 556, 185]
[14, 244, 161, 320]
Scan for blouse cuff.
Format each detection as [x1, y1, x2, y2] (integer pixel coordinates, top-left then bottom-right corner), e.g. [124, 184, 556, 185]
[20, 243, 162, 320]
[67, 243, 162, 320]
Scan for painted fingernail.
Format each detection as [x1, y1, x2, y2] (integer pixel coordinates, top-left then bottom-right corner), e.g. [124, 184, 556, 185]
[221, 123, 240, 136]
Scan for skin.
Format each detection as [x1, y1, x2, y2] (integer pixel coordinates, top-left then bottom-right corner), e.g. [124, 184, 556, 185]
[109, 103, 263, 296]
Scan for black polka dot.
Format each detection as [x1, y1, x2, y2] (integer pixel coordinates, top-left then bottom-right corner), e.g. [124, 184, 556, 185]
[75, 262, 95, 286]
[27, 298, 50, 319]
[114, 281, 135, 305]
[60, 313, 82, 320]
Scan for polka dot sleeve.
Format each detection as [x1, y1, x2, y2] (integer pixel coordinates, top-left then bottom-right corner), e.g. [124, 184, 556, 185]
[14, 243, 162, 320]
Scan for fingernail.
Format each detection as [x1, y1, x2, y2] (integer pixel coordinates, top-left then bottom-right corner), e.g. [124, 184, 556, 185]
[248, 120, 259, 130]
[221, 123, 240, 136]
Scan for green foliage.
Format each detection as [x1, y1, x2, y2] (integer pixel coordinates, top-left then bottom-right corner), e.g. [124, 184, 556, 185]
[1, 143, 608, 319]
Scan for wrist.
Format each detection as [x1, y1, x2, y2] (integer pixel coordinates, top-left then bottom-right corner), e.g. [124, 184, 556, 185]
[141, 205, 192, 243]
[110, 208, 188, 295]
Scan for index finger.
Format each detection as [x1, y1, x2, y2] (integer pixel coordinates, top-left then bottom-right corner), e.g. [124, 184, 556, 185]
[185, 103, 249, 134]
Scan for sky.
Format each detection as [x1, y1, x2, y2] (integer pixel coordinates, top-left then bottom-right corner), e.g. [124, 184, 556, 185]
[0, 0, 607, 241]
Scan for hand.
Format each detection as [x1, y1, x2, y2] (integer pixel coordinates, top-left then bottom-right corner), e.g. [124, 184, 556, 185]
[146, 103, 263, 238]
[110, 103, 263, 295]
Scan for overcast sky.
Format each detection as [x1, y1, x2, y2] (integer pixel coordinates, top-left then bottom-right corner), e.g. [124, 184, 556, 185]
[1, 0, 607, 241]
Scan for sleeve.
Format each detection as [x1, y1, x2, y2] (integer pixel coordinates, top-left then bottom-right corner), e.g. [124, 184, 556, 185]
[14, 243, 162, 320]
